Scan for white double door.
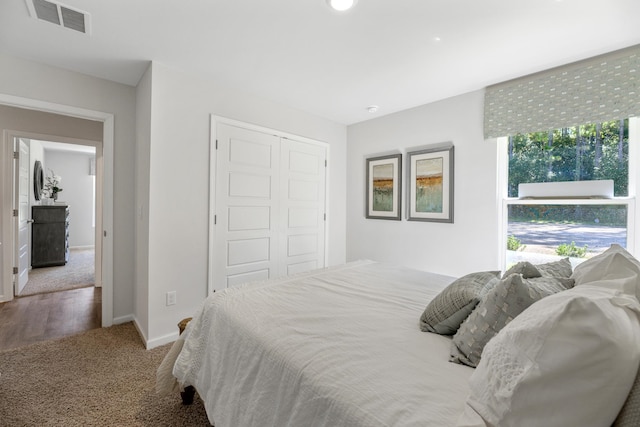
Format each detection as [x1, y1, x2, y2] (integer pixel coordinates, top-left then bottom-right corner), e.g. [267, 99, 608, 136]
[213, 122, 327, 290]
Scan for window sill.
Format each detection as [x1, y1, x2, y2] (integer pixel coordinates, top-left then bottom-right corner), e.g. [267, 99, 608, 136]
[503, 197, 634, 206]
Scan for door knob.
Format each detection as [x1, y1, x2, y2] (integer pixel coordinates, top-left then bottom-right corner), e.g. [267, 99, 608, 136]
[27, 219, 34, 223]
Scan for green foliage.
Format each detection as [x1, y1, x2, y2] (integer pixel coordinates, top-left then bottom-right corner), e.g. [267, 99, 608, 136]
[507, 235, 523, 251]
[508, 119, 629, 197]
[556, 241, 588, 258]
[508, 204, 627, 227]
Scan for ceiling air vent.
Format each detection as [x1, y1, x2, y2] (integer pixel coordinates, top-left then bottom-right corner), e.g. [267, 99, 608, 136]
[26, 0, 91, 35]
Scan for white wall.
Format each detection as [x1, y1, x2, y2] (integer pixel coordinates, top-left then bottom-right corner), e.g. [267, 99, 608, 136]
[44, 150, 96, 247]
[347, 90, 500, 277]
[0, 53, 136, 320]
[140, 62, 348, 347]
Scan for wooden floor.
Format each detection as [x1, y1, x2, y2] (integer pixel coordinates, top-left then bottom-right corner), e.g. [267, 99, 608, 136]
[0, 287, 101, 351]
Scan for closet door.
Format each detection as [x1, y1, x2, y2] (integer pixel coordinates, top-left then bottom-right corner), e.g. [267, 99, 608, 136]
[280, 138, 326, 275]
[214, 123, 281, 288]
[213, 122, 327, 291]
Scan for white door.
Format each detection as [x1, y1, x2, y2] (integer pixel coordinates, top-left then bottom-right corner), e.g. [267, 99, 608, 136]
[212, 122, 327, 291]
[15, 138, 30, 293]
[214, 124, 281, 289]
[280, 138, 326, 275]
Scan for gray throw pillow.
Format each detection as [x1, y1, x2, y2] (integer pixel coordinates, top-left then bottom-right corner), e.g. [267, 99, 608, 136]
[502, 261, 541, 279]
[449, 274, 573, 367]
[419, 271, 501, 335]
[536, 257, 573, 279]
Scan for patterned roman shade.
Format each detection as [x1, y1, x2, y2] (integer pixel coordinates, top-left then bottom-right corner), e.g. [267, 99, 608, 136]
[484, 45, 640, 139]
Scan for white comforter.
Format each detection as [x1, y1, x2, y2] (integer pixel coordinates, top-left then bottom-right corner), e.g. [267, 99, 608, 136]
[173, 260, 474, 426]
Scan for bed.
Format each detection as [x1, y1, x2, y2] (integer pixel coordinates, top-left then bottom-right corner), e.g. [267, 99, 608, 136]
[160, 246, 640, 427]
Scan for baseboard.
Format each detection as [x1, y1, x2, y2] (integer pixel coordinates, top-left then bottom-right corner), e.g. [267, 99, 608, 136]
[131, 317, 149, 347]
[146, 330, 179, 350]
[70, 245, 95, 250]
[113, 314, 134, 324]
[129, 316, 178, 350]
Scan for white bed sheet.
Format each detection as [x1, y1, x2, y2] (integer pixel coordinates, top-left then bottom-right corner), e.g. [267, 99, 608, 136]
[173, 260, 474, 426]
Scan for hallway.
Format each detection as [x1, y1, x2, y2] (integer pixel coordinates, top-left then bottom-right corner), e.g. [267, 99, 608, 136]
[0, 286, 101, 350]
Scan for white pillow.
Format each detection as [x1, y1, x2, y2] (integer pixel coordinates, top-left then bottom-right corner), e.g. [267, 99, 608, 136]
[572, 244, 640, 298]
[457, 284, 640, 427]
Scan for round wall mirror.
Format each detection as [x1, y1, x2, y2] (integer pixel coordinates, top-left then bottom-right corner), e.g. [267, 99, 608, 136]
[33, 160, 44, 201]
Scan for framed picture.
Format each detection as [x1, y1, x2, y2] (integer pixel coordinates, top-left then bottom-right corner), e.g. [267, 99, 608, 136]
[365, 153, 402, 220]
[407, 144, 454, 223]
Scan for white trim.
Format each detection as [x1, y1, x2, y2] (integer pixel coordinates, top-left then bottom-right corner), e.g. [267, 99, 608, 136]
[70, 245, 95, 250]
[146, 331, 179, 350]
[211, 115, 329, 147]
[0, 94, 114, 327]
[504, 197, 634, 206]
[208, 115, 217, 295]
[496, 137, 509, 271]
[629, 117, 640, 256]
[1, 131, 15, 301]
[132, 314, 178, 349]
[113, 314, 135, 324]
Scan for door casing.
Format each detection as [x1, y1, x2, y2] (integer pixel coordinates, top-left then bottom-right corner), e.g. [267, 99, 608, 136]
[0, 94, 114, 328]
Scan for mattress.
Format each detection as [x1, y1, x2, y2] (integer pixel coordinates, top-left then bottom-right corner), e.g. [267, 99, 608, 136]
[172, 260, 474, 426]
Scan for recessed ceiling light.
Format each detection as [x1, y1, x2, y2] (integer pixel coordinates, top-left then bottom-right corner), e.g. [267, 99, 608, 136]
[367, 105, 379, 113]
[326, 0, 358, 12]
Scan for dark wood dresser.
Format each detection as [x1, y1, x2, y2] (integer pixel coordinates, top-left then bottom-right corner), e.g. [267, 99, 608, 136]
[31, 205, 69, 268]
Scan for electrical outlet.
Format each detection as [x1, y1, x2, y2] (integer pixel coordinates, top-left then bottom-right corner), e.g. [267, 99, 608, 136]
[166, 291, 176, 306]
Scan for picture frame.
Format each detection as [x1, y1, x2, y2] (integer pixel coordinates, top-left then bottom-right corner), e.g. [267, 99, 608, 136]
[365, 153, 402, 220]
[407, 144, 454, 223]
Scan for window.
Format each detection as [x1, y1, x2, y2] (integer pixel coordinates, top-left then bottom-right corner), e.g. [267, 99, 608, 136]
[498, 118, 638, 270]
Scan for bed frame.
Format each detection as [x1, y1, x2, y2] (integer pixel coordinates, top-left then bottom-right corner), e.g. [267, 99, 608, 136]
[177, 317, 196, 405]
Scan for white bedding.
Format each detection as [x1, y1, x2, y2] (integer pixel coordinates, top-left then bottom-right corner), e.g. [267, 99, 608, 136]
[172, 260, 474, 426]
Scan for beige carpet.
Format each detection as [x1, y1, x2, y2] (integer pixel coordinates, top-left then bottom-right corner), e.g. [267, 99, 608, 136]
[20, 247, 95, 296]
[0, 322, 210, 426]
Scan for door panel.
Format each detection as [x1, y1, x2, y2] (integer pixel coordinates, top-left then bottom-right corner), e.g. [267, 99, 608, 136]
[287, 234, 318, 256]
[227, 238, 271, 265]
[288, 180, 319, 200]
[288, 208, 318, 228]
[228, 206, 270, 231]
[229, 172, 272, 198]
[227, 269, 270, 287]
[287, 260, 318, 275]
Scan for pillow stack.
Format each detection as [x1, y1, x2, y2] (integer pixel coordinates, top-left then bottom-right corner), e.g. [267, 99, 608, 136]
[449, 272, 573, 367]
[457, 244, 640, 427]
[420, 258, 574, 368]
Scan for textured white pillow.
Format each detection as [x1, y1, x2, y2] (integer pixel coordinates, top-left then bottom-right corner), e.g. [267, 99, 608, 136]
[458, 284, 640, 427]
[572, 244, 640, 297]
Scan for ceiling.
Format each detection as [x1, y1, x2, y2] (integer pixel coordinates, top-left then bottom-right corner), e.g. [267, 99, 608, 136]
[1, 0, 639, 125]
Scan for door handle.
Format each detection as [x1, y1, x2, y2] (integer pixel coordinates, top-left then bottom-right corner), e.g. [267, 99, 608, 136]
[27, 219, 35, 223]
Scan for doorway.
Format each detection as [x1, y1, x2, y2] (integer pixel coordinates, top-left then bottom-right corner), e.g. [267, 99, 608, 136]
[16, 138, 98, 299]
[0, 96, 115, 328]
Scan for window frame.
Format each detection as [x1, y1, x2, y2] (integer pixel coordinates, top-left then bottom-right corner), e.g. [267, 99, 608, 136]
[497, 117, 640, 270]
